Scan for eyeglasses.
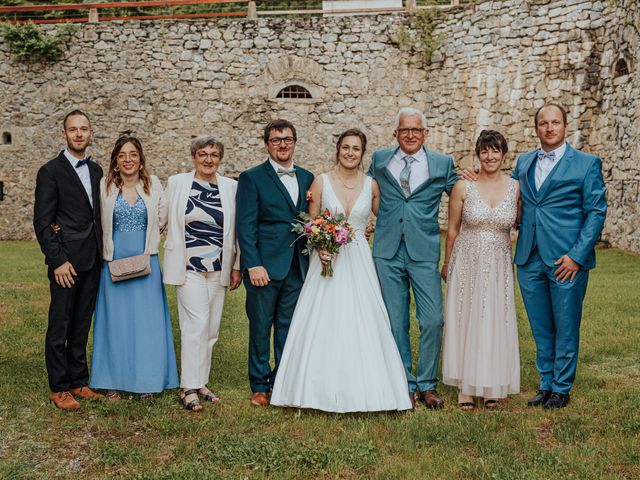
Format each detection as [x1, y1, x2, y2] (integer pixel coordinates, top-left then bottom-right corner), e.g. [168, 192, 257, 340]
[268, 136, 296, 146]
[195, 152, 221, 161]
[397, 128, 426, 136]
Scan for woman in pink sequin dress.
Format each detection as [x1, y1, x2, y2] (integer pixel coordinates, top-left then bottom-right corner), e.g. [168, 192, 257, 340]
[441, 130, 521, 410]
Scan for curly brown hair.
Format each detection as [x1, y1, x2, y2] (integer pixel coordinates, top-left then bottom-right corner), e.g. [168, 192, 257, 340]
[105, 132, 151, 195]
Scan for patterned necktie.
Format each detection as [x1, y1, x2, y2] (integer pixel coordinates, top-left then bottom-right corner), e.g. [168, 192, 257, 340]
[277, 167, 295, 177]
[399, 156, 416, 196]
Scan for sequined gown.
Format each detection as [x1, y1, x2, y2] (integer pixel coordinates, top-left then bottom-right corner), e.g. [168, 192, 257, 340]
[442, 179, 520, 399]
[90, 194, 179, 393]
[271, 175, 412, 412]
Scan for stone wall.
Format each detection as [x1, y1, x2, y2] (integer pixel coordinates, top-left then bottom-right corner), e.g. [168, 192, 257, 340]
[0, 0, 638, 252]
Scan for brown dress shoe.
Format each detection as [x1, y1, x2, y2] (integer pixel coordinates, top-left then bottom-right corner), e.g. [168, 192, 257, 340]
[70, 386, 104, 400]
[420, 390, 444, 409]
[50, 391, 81, 410]
[250, 392, 269, 407]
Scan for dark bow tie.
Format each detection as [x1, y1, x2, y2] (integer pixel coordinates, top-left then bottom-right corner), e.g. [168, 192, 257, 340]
[537, 151, 555, 162]
[75, 157, 90, 168]
[277, 167, 296, 177]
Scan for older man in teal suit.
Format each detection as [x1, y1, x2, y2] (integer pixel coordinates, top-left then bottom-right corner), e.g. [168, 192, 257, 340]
[514, 104, 606, 409]
[368, 107, 457, 409]
[236, 119, 314, 407]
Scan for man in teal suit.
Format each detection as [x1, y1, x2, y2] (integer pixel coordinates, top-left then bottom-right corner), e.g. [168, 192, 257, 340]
[236, 119, 314, 407]
[514, 104, 607, 409]
[368, 107, 457, 408]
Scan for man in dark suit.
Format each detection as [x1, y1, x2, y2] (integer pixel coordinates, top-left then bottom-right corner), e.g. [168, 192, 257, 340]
[33, 110, 104, 410]
[236, 119, 314, 407]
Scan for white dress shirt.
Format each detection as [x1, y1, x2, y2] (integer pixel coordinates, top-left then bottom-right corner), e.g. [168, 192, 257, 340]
[64, 149, 93, 206]
[386, 147, 429, 193]
[535, 142, 566, 190]
[269, 158, 299, 204]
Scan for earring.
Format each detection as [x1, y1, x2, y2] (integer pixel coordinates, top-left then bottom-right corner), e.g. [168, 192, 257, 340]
[114, 167, 119, 172]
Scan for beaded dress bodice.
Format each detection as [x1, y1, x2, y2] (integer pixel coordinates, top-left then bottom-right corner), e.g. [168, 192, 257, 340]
[458, 179, 517, 251]
[113, 194, 147, 232]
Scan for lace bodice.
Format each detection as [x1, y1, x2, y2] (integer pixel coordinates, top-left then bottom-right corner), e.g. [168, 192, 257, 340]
[321, 174, 371, 238]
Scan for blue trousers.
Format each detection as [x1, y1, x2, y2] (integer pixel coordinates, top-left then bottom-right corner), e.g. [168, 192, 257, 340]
[517, 249, 589, 394]
[375, 241, 443, 393]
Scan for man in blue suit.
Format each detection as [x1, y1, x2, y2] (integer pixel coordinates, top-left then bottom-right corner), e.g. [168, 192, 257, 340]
[368, 107, 457, 409]
[236, 119, 314, 407]
[514, 104, 607, 409]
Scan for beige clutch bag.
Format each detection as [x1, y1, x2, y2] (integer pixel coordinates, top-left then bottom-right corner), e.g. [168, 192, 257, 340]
[108, 254, 151, 282]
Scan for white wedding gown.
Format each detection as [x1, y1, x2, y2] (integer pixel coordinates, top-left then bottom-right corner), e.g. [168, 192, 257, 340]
[271, 174, 411, 412]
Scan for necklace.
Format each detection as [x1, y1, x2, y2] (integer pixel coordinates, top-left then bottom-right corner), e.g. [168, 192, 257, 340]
[335, 172, 359, 190]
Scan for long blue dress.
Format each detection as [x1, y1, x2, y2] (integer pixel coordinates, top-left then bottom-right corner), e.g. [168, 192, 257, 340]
[90, 194, 179, 393]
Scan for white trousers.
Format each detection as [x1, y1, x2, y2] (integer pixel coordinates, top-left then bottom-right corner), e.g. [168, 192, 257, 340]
[176, 270, 226, 390]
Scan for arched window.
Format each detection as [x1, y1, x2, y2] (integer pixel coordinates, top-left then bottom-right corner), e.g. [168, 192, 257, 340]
[614, 58, 630, 78]
[1, 132, 10, 145]
[276, 85, 312, 99]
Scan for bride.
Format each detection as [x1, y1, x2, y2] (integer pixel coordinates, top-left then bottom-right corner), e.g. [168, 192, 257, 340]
[270, 129, 412, 413]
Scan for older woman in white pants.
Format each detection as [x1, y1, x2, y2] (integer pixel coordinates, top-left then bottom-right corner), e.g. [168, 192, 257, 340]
[160, 135, 241, 411]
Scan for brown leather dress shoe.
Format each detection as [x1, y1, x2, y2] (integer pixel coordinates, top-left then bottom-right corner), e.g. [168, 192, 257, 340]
[250, 392, 269, 407]
[50, 391, 81, 410]
[70, 386, 104, 400]
[420, 390, 444, 409]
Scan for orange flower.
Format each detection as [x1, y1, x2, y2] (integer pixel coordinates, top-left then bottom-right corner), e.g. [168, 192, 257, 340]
[313, 218, 325, 225]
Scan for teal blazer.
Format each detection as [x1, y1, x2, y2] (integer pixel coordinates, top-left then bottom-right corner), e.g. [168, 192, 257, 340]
[368, 146, 457, 262]
[236, 161, 314, 281]
[513, 144, 607, 269]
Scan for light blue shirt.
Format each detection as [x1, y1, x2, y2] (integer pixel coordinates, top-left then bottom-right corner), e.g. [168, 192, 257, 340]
[387, 146, 429, 193]
[535, 142, 566, 190]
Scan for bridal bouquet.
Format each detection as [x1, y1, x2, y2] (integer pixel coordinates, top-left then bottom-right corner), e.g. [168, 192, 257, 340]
[292, 208, 355, 277]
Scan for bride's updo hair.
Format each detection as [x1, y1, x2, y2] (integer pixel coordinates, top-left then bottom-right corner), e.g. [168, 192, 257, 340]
[475, 130, 508, 157]
[335, 128, 367, 164]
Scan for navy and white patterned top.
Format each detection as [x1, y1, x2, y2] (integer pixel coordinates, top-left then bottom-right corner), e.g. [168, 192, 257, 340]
[185, 180, 224, 272]
[113, 194, 147, 232]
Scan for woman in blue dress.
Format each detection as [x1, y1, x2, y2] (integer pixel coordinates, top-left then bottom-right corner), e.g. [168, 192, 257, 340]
[89, 132, 178, 399]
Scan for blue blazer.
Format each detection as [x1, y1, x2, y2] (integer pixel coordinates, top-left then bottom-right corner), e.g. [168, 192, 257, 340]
[513, 144, 607, 269]
[236, 160, 314, 281]
[368, 146, 457, 262]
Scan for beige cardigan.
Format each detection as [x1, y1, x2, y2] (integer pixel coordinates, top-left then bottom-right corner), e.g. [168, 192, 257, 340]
[159, 171, 240, 287]
[100, 175, 163, 262]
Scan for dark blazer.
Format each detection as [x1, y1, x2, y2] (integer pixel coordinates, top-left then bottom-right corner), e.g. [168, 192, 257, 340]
[236, 160, 314, 281]
[33, 151, 103, 271]
[512, 144, 607, 269]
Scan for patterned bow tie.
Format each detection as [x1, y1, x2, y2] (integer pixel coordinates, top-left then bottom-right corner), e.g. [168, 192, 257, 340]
[75, 158, 89, 168]
[277, 167, 295, 177]
[537, 151, 555, 162]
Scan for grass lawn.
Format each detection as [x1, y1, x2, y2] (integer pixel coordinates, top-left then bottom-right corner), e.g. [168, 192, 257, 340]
[0, 240, 638, 479]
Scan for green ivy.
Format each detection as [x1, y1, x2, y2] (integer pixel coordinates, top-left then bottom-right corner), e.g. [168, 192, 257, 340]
[0, 22, 77, 62]
[393, 8, 444, 64]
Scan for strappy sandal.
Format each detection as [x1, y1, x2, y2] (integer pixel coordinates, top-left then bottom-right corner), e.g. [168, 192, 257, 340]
[198, 386, 220, 403]
[458, 402, 476, 411]
[484, 399, 500, 409]
[180, 389, 203, 412]
[139, 393, 153, 401]
[106, 390, 121, 401]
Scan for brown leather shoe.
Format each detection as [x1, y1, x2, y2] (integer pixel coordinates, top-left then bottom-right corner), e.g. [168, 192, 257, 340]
[50, 391, 81, 410]
[250, 392, 269, 407]
[70, 386, 104, 400]
[420, 390, 444, 409]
